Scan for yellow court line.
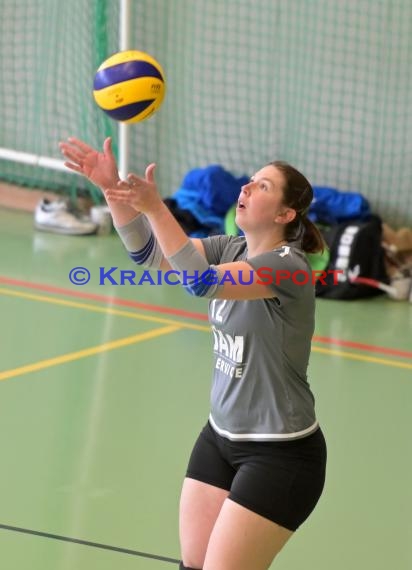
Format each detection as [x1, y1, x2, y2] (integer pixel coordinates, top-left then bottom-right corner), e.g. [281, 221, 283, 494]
[312, 345, 412, 370]
[0, 326, 179, 382]
[0, 287, 210, 332]
[1, 287, 410, 371]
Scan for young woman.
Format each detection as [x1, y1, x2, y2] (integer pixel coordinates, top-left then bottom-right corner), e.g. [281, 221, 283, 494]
[59, 137, 327, 570]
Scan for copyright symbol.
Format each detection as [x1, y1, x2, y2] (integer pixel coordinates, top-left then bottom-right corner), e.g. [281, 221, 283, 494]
[69, 267, 90, 285]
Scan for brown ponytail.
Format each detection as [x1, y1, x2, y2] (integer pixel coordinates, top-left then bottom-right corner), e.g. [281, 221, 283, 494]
[298, 214, 325, 254]
[268, 160, 325, 254]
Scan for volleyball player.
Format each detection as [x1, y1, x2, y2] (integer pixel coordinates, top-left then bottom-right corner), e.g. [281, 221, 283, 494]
[59, 136, 327, 570]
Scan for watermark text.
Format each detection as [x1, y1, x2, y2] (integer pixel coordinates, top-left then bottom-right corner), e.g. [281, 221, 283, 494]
[68, 266, 343, 286]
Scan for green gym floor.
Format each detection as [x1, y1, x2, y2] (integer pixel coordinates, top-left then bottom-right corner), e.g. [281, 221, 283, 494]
[0, 207, 411, 570]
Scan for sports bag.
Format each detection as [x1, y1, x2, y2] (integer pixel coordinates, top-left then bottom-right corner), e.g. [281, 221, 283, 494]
[315, 216, 389, 300]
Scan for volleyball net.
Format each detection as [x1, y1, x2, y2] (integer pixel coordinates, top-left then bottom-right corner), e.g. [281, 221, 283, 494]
[0, 0, 411, 226]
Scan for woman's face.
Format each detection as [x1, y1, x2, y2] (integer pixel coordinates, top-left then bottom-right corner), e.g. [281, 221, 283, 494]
[236, 165, 290, 231]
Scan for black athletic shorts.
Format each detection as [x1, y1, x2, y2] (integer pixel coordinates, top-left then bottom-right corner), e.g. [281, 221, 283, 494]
[185, 422, 327, 531]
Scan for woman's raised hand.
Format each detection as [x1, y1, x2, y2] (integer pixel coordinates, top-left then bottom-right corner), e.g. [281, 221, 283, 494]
[105, 164, 162, 215]
[59, 137, 120, 190]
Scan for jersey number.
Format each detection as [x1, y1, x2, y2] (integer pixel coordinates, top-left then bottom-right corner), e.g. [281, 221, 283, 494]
[211, 299, 227, 323]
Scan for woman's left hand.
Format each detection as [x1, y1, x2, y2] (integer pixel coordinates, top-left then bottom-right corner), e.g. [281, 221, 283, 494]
[104, 163, 163, 214]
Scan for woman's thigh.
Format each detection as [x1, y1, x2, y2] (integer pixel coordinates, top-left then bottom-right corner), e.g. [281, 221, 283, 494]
[179, 424, 235, 568]
[179, 478, 229, 569]
[203, 498, 293, 570]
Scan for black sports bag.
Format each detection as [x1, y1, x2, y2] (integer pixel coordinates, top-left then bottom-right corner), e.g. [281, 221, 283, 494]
[315, 216, 389, 300]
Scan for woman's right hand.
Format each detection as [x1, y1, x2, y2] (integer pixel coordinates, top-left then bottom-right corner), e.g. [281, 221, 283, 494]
[59, 137, 120, 190]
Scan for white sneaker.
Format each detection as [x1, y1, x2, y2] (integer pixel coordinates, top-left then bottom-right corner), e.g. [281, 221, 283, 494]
[90, 205, 113, 235]
[34, 199, 98, 235]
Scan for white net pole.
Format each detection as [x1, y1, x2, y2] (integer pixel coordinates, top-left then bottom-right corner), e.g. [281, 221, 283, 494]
[118, 0, 132, 180]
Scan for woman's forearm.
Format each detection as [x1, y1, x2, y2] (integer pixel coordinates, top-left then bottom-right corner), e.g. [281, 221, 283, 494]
[145, 201, 191, 257]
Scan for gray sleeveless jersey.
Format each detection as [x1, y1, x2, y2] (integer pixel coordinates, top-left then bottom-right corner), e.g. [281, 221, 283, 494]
[202, 235, 319, 441]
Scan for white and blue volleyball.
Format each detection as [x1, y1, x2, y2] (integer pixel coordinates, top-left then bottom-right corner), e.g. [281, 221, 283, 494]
[93, 50, 166, 123]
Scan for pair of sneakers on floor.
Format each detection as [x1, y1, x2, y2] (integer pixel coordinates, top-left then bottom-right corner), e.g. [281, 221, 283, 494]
[34, 198, 111, 236]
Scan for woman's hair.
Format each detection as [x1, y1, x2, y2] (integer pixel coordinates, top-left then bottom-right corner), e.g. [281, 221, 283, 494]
[268, 160, 325, 253]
